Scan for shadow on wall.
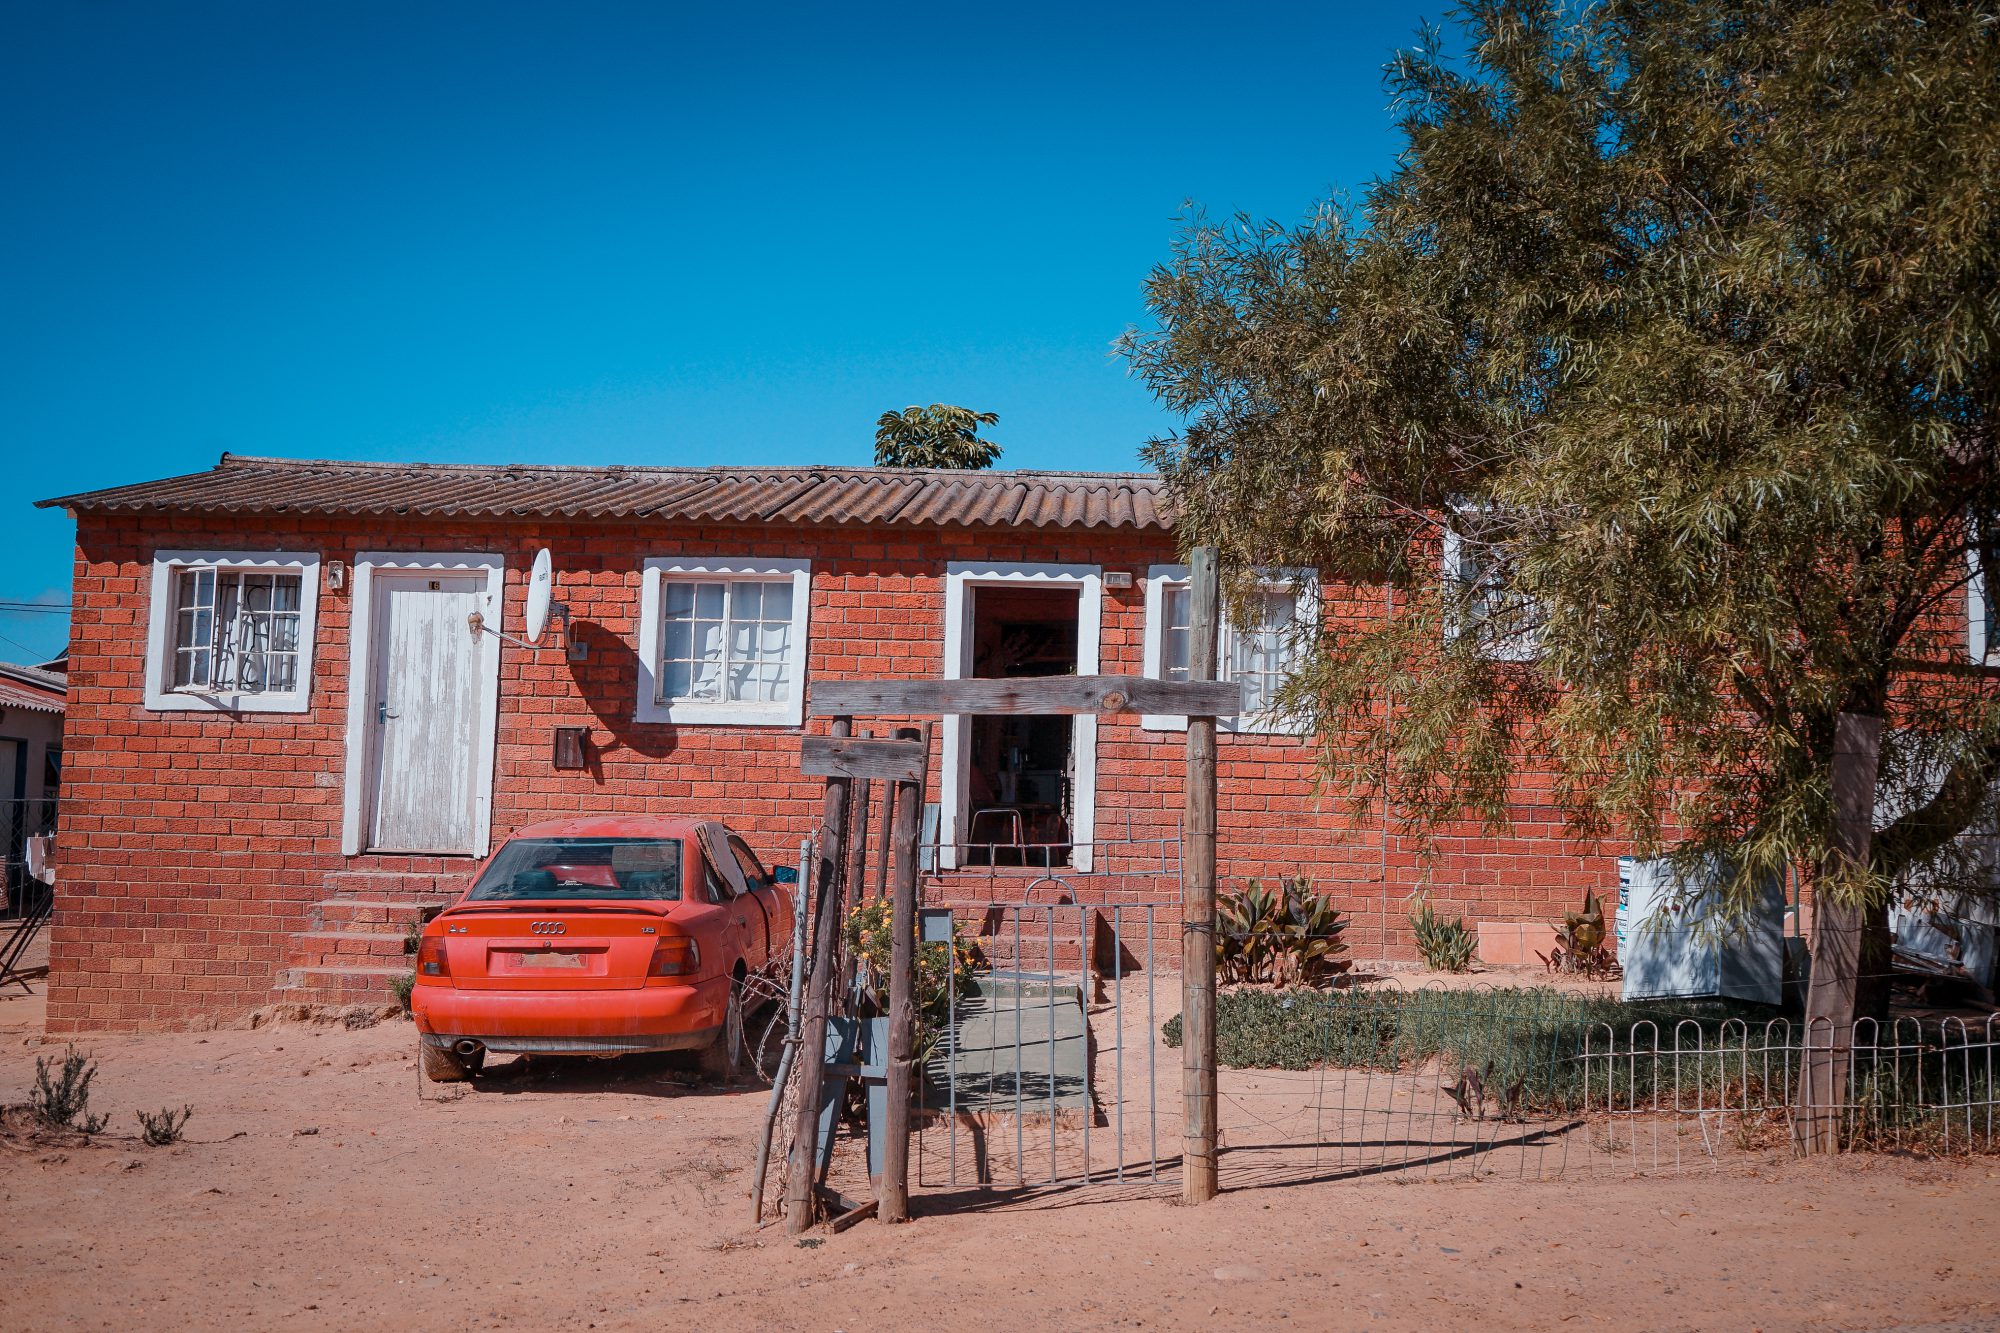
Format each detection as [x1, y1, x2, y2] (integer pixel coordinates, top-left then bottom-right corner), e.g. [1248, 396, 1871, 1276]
[565, 619, 679, 771]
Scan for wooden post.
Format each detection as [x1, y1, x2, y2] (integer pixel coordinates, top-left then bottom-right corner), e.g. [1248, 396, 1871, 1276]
[784, 717, 852, 1232]
[847, 757, 872, 913]
[1182, 548, 1221, 1204]
[878, 723, 929, 1223]
[1796, 710, 1883, 1154]
[874, 766, 898, 900]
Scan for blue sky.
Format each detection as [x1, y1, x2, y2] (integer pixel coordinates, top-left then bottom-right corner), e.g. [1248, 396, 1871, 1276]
[1, 0, 1437, 664]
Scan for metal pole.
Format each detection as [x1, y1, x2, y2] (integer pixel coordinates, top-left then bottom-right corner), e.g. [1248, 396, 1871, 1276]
[749, 841, 813, 1224]
[1182, 546, 1221, 1203]
[878, 723, 929, 1224]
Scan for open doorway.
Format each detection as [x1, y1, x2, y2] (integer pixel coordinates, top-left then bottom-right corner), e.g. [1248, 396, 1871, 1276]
[965, 585, 1078, 865]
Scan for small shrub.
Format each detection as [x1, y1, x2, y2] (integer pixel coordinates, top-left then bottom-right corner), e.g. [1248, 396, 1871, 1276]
[392, 972, 416, 1013]
[845, 898, 971, 1063]
[1409, 894, 1476, 972]
[137, 1104, 194, 1146]
[1217, 876, 1350, 988]
[31, 1044, 109, 1135]
[1538, 889, 1621, 980]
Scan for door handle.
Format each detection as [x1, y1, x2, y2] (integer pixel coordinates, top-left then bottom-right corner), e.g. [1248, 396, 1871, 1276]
[735, 916, 747, 927]
[377, 700, 399, 723]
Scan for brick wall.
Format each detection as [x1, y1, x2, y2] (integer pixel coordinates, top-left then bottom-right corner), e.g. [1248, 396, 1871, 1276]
[50, 511, 1629, 1028]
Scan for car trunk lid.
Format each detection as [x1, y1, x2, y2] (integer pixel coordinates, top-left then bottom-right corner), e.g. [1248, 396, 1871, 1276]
[436, 904, 677, 991]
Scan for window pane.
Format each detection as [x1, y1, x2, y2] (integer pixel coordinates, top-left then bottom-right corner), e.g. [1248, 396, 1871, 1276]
[661, 659, 692, 700]
[656, 574, 797, 708]
[1159, 585, 1193, 682]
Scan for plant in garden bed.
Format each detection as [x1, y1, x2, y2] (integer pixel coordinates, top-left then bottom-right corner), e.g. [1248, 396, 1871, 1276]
[845, 898, 972, 1064]
[1162, 986, 1800, 1119]
[1409, 893, 1476, 972]
[1216, 876, 1350, 988]
[1539, 890, 1621, 981]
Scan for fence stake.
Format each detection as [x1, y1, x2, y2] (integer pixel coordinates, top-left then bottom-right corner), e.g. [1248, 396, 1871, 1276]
[1182, 545, 1221, 1205]
[784, 717, 852, 1233]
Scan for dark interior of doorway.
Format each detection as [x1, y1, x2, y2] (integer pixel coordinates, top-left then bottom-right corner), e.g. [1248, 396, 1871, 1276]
[966, 585, 1078, 867]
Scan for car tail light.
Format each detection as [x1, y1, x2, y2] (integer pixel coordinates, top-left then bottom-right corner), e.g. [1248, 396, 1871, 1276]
[417, 936, 451, 979]
[648, 937, 700, 977]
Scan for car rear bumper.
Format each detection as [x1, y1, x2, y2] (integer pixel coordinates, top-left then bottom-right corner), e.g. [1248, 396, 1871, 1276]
[412, 976, 728, 1054]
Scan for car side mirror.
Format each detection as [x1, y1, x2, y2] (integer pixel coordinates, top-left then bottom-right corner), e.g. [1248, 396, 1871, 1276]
[772, 865, 798, 885]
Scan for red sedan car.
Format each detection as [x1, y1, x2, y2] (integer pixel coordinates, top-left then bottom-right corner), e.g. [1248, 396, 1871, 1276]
[410, 816, 797, 1082]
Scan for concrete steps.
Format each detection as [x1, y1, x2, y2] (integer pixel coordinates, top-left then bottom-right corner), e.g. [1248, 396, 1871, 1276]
[274, 965, 412, 1005]
[275, 891, 453, 1006]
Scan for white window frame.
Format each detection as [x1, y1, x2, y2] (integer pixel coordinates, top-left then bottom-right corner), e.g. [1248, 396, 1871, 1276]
[1140, 564, 1317, 734]
[1970, 540, 1995, 663]
[938, 561, 1101, 872]
[144, 549, 320, 713]
[1441, 520, 1540, 662]
[635, 557, 812, 727]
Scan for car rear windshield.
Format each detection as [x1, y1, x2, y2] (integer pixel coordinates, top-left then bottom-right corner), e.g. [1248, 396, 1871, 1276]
[465, 837, 685, 901]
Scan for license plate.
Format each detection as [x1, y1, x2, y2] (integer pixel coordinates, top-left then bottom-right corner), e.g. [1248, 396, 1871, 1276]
[513, 950, 586, 969]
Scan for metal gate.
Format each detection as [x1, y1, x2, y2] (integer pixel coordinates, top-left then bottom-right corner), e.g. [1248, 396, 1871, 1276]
[917, 895, 1179, 1190]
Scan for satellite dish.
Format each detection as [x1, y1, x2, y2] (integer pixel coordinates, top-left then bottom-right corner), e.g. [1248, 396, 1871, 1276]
[524, 548, 554, 645]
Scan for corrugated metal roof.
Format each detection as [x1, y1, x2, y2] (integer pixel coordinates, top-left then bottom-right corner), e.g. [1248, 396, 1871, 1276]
[0, 663, 64, 715]
[38, 453, 1173, 532]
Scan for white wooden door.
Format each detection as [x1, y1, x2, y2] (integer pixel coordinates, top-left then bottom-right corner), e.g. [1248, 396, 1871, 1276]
[365, 573, 486, 853]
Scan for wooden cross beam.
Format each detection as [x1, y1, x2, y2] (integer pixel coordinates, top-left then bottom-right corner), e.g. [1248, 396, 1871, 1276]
[799, 735, 926, 783]
[806, 674, 1240, 720]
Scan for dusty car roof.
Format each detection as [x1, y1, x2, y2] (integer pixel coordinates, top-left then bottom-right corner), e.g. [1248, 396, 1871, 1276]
[501, 815, 709, 841]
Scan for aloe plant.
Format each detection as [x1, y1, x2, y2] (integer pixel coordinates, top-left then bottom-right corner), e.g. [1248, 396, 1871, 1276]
[1409, 893, 1476, 973]
[1216, 876, 1349, 988]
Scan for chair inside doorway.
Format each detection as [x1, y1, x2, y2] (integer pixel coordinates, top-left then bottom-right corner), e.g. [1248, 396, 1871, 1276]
[966, 584, 1077, 867]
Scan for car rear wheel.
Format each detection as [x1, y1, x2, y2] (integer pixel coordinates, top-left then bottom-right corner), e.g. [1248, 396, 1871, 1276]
[420, 1037, 481, 1083]
[699, 974, 746, 1081]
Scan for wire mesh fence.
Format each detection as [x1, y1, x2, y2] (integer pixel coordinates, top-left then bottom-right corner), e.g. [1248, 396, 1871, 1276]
[754, 828, 1999, 1219]
[900, 978, 2000, 1205]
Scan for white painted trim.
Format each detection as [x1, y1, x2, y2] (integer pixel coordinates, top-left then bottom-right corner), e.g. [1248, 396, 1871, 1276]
[634, 557, 812, 728]
[1971, 542, 1992, 663]
[1139, 563, 1317, 734]
[143, 549, 321, 713]
[1442, 518, 1539, 662]
[340, 551, 504, 858]
[939, 561, 1101, 873]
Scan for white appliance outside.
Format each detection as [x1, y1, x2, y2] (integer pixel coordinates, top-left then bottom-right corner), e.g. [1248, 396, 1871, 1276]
[1617, 856, 1785, 1005]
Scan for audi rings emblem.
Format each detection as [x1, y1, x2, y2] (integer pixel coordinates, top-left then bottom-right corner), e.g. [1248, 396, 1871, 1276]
[530, 921, 567, 935]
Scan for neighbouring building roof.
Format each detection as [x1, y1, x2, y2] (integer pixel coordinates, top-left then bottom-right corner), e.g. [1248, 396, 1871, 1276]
[0, 661, 65, 715]
[38, 453, 1173, 532]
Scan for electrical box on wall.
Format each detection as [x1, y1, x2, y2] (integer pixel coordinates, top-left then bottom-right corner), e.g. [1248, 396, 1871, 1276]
[552, 726, 589, 771]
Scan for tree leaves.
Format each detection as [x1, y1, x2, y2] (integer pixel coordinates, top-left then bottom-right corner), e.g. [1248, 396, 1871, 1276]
[1122, 0, 2000, 918]
[873, 404, 1002, 470]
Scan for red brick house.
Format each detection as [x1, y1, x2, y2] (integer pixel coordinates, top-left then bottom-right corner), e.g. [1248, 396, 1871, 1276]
[35, 451, 1873, 1030]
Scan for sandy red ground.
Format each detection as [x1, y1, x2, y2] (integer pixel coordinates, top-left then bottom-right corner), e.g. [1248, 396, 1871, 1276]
[2, 980, 1995, 1332]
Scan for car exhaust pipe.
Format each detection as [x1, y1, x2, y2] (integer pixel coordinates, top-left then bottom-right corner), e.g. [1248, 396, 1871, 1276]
[454, 1039, 484, 1058]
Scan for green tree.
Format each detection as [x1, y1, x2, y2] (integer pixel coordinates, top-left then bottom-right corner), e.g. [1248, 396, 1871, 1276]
[1121, 0, 1999, 1145]
[873, 404, 1002, 469]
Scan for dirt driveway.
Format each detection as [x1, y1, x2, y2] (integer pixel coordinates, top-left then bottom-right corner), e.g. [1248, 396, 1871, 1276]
[1, 982, 1995, 1333]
